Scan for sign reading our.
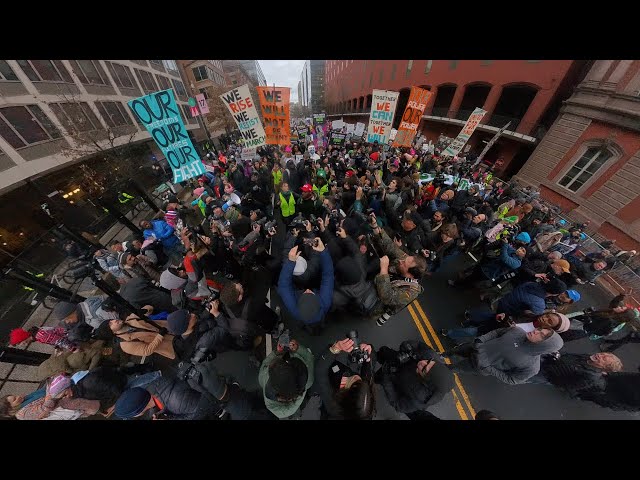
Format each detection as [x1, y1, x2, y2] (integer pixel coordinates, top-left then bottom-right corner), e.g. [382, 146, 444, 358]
[367, 89, 399, 144]
[257, 86, 291, 146]
[219, 84, 267, 149]
[443, 107, 487, 157]
[128, 88, 205, 183]
[392, 86, 431, 147]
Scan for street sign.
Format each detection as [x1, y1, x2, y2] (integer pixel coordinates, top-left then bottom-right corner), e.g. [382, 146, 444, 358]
[188, 97, 197, 107]
[196, 94, 209, 114]
[190, 106, 200, 117]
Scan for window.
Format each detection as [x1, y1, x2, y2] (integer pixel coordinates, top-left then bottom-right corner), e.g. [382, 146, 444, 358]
[172, 79, 187, 99]
[0, 105, 62, 148]
[0, 61, 18, 81]
[16, 60, 73, 83]
[391, 64, 397, 81]
[163, 60, 178, 73]
[192, 65, 209, 82]
[199, 88, 209, 99]
[149, 60, 162, 66]
[406, 60, 413, 77]
[424, 60, 433, 75]
[95, 102, 132, 128]
[105, 61, 135, 89]
[156, 75, 172, 91]
[558, 146, 613, 192]
[49, 102, 101, 134]
[69, 60, 109, 85]
[134, 68, 159, 93]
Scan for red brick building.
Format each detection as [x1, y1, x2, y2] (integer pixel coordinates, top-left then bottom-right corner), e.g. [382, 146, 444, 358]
[325, 60, 590, 177]
[517, 60, 640, 249]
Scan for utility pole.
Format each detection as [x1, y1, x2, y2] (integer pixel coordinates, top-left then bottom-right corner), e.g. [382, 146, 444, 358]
[474, 122, 511, 168]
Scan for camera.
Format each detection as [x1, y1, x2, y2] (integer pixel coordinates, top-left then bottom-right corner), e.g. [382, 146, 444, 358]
[396, 343, 418, 364]
[289, 213, 308, 231]
[302, 237, 319, 248]
[308, 214, 321, 229]
[252, 216, 268, 229]
[346, 330, 369, 365]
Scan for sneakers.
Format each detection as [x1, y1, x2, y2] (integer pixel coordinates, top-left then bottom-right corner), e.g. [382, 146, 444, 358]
[376, 312, 391, 327]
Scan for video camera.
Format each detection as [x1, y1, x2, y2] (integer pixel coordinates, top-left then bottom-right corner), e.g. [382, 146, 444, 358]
[289, 213, 308, 231]
[396, 342, 419, 364]
[252, 216, 277, 232]
[347, 330, 370, 365]
[432, 173, 447, 188]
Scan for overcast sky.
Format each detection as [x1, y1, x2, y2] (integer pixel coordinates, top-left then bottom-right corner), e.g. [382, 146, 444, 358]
[258, 60, 306, 103]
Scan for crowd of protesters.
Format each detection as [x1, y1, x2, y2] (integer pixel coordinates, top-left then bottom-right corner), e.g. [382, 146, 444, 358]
[3, 132, 640, 421]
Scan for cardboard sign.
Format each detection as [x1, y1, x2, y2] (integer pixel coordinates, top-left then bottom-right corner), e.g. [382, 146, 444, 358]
[128, 89, 205, 183]
[346, 123, 355, 134]
[196, 94, 209, 114]
[257, 86, 291, 146]
[392, 86, 431, 147]
[297, 125, 308, 138]
[443, 107, 487, 157]
[354, 122, 365, 136]
[366, 89, 399, 144]
[331, 119, 344, 130]
[219, 84, 267, 149]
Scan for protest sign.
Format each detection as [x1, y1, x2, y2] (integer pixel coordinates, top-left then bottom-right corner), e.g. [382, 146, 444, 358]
[313, 113, 325, 125]
[297, 125, 308, 138]
[332, 118, 344, 130]
[257, 86, 291, 145]
[443, 107, 486, 157]
[128, 89, 205, 183]
[330, 131, 346, 145]
[354, 122, 365, 136]
[219, 84, 266, 149]
[392, 86, 431, 147]
[389, 128, 398, 141]
[241, 146, 256, 161]
[196, 93, 209, 114]
[346, 123, 355, 134]
[366, 89, 399, 144]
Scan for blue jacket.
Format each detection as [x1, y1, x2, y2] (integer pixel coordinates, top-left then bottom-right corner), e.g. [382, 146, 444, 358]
[481, 243, 522, 280]
[277, 249, 334, 325]
[497, 281, 546, 317]
[144, 220, 179, 249]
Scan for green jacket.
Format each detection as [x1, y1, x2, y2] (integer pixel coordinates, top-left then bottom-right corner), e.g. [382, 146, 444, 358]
[258, 345, 314, 419]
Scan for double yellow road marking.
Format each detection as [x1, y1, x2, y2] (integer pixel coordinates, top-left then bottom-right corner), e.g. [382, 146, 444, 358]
[407, 300, 476, 420]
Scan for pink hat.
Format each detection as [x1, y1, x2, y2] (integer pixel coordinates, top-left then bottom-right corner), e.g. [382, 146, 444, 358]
[193, 187, 205, 197]
[410, 148, 416, 155]
[285, 146, 292, 153]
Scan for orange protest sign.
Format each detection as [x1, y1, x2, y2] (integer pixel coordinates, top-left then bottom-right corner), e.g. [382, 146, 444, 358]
[257, 86, 291, 145]
[392, 86, 432, 148]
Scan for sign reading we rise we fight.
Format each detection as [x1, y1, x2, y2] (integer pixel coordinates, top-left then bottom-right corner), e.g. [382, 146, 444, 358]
[366, 89, 399, 144]
[220, 84, 267, 149]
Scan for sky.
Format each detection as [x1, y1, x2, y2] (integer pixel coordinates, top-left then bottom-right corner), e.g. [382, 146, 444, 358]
[258, 60, 306, 103]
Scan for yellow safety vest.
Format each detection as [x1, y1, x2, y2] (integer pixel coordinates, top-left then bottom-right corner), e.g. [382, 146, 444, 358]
[279, 192, 296, 217]
[272, 170, 282, 186]
[313, 184, 328, 199]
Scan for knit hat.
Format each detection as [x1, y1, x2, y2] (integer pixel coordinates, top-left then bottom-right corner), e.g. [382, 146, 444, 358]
[554, 259, 571, 274]
[297, 293, 321, 324]
[293, 256, 308, 276]
[160, 269, 187, 290]
[335, 257, 361, 285]
[555, 313, 571, 333]
[465, 207, 478, 217]
[114, 387, 152, 419]
[193, 187, 205, 197]
[167, 309, 190, 335]
[48, 374, 72, 398]
[51, 301, 78, 322]
[515, 232, 531, 244]
[9, 328, 31, 346]
[566, 289, 581, 302]
[267, 355, 308, 399]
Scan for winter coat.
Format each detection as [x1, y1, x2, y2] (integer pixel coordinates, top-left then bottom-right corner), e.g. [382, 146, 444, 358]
[71, 366, 128, 409]
[533, 231, 563, 253]
[119, 277, 175, 313]
[472, 327, 564, 385]
[480, 242, 523, 280]
[539, 354, 606, 397]
[36, 340, 105, 381]
[113, 314, 176, 360]
[77, 296, 119, 330]
[143, 220, 179, 250]
[258, 345, 315, 419]
[496, 281, 547, 317]
[148, 377, 218, 420]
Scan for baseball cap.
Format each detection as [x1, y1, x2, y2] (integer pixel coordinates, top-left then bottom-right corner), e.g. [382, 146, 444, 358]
[301, 184, 313, 193]
[566, 289, 581, 302]
[554, 259, 571, 274]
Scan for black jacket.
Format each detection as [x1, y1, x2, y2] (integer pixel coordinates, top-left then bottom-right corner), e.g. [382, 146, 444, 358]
[173, 313, 231, 362]
[376, 341, 454, 414]
[539, 354, 606, 397]
[72, 366, 128, 409]
[119, 278, 175, 313]
[148, 376, 220, 420]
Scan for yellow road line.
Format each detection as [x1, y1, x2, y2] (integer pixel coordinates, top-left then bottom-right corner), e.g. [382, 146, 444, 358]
[412, 300, 477, 419]
[408, 304, 467, 420]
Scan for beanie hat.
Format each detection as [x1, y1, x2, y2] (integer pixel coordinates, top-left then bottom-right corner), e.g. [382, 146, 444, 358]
[555, 313, 571, 333]
[297, 293, 321, 324]
[9, 328, 31, 345]
[167, 309, 190, 335]
[267, 355, 308, 399]
[51, 301, 79, 322]
[48, 374, 72, 398]
[335, 257, 361, 285]
[515, 232, 531, 244]
[193, 187, 205, 197]
[566, 289, 581, 302]
[554, 259, 571, 274]
[547, 251, 562, 261]
[545, 278, 568, 295]
[160, 269, 187, 290]
[301, 184, 313, 193]
[293, 256, 308, 276]
[114, 387, 152, 419]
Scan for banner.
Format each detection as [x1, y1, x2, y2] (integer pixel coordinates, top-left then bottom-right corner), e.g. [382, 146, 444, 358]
[219, 84, 267, 149]
[313, 113, 325, 125]
[354, 122, 365, 136]
[128, 89, 205, 183]
[330, 131, 346, 145]
[392, 86, 431, 147]
[257, 86, 291, 146]
[443, 107, 487, 157]
[241, 146, 256, 161]
[366, 89, 399, 144]
[196, 93, 209, 114]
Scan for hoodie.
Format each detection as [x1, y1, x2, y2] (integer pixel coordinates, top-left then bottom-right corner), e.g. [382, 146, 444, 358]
[473, 327, 564, 385]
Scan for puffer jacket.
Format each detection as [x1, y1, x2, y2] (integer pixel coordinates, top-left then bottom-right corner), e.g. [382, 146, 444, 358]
[480, 242, 522, 280]
[473, 327, 564, 385]
[148, 377, 219, 420]
[496, 281, 547, 317]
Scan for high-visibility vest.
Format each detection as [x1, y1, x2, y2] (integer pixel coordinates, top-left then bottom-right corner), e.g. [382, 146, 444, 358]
[118, 192, 134, 204]
[279, 192, 296, 217]
[313, 184, 328, 199]
[272, 169, 282, 186]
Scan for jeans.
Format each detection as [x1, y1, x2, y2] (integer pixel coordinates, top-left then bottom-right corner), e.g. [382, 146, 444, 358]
[468, 309, 497, 326]
[125, 371, 162, 389]
[446, 327, 479, 342]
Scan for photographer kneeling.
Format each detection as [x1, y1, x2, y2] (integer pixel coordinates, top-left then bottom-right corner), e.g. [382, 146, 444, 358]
[375, 341, 454, 419]
[314, 332, 376, 420]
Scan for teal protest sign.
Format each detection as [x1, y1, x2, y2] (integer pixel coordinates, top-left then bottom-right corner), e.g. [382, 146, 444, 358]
[128, 89, 205, 183]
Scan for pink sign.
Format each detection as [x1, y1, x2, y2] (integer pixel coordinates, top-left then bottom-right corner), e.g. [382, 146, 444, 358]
[190, 106, 200, 117]
[196, 94, 209, 114]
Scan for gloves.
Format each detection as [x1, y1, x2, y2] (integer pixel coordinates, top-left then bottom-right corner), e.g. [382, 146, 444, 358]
[158, 327, 168, 336]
